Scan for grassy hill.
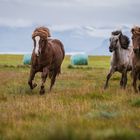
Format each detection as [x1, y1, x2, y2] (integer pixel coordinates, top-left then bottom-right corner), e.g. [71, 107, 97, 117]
[0, 55, 140, 140]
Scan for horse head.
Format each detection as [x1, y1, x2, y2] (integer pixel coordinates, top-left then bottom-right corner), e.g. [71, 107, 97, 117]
[109, 30, 130, 52]
[32, 27, 51, 56]
[131, 26, 140, 54]
[109, 30, 122, 52]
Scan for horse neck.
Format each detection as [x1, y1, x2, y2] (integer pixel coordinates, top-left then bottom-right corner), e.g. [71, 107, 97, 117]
[113, 41, 123, 61]
[40, 42, 49, 58]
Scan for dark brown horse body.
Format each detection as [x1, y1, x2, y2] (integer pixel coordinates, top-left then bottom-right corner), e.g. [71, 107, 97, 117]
[131, 26, 140, 92]
[28, 27, 65, 94]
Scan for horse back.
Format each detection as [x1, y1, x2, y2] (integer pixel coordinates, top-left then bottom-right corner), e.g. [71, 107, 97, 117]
[47, 39, 65, 74]
[48, 39, 65, 61]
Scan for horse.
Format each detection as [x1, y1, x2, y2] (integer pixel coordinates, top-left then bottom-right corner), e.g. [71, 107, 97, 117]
[104, 30, 133, 89]
[131, 26, 140, 93]
[28, 26, 65, 95]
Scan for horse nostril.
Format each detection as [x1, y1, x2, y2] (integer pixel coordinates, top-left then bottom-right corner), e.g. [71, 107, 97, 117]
[109, 46, 113, 52]
[35, 51, 39, 56]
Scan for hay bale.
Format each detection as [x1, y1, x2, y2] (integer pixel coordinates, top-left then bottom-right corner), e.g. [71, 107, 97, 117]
[23, 54, 31, 65]
[70, 53, 88, 65]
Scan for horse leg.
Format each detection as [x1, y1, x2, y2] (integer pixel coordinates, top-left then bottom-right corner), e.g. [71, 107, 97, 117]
[49, 71, 57, 92]
[138, 74, 140, 91]
[40, 67, 48, 95]
[28, 67, 37, 89]
[124, 74, 128, 89]
[122, 71, 127, 89]
[120, 73, 124, 88]
[104, 68, 114, 89]
[132, 71, 138, 93]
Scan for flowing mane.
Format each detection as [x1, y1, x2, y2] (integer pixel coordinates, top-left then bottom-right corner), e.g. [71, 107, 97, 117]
[112, 30, 122, 36]
[120, 34, 130, 49]
[32, 26, 51, 39]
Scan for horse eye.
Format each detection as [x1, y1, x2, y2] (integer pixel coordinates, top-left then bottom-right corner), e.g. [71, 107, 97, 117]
[41, 39, 45, 42]
[39, 39, 44, 43]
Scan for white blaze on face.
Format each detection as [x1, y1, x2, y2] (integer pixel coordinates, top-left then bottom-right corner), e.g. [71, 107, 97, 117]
[35, 36, 40, 56]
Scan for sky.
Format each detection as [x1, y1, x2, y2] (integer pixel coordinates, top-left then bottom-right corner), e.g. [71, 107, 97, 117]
[0, 0, 140, 29]
[0, 0, 139, 54]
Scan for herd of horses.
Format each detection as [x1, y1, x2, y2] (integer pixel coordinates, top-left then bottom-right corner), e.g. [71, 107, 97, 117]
[28, 26, 140, 95]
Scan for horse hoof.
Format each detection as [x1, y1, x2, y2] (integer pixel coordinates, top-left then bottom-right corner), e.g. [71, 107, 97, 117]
[40, 89, 45, 95]
[32, 83, 37, 89]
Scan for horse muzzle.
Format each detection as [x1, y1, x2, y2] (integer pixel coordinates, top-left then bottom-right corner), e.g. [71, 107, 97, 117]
[109, 46, 113, 52]
[35, 50, 41, 57]
[35, 52, 39, 57]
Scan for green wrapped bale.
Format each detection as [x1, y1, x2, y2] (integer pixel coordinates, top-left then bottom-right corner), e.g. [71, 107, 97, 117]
[23, 54, 31, 65]
[71, 54, 88, 65]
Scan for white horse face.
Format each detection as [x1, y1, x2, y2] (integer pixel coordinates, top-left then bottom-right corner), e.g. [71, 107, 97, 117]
[109, 34, 120, 52]
[34, 36, 47, 56]
[34, 36, 40, 56]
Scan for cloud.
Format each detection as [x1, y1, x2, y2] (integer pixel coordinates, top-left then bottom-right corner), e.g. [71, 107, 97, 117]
[0, 0, 140, 28]
[0, 17, 33, 27]
[50, 24, 80, 32]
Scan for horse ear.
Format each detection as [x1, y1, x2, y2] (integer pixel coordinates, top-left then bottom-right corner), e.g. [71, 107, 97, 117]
[117, 33, 121, 38]
[131, 28, 134, 34]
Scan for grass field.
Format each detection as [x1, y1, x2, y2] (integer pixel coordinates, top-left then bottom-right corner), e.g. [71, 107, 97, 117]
[0, 55, 140, 140]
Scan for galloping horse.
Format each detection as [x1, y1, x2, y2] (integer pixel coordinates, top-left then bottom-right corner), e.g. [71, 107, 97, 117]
[28, 27, 65, 95]
[131, 26, 140, 92]
[104, 30, 132, 89]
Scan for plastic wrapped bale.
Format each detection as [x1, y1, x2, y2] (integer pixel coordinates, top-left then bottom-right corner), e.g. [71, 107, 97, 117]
[23, 54, 31, 65]
[71, 54, 88, 65]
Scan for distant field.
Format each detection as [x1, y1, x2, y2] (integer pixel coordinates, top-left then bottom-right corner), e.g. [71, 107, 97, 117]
[0, 55, 140, 140]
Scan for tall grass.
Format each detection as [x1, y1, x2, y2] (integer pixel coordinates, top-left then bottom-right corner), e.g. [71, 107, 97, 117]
[0, 55, 140, 140]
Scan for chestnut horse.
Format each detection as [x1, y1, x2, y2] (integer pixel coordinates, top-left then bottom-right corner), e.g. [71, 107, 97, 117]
[131, 26, 140, 93]
[28, 27, 65, 94]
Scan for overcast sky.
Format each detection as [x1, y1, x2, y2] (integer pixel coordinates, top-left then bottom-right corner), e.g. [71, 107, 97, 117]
[0, 0, 140, 29]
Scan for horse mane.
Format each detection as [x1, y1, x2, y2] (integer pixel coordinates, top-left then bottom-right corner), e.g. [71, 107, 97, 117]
[112, 30, 130, 49]
[112, 30, 122, 36]
[131, 26, 140, 35]
[32, 26, 51, 39]
[120, 34, 130, 49]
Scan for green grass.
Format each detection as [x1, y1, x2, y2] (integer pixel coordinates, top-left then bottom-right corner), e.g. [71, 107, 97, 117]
[0, 54, 23, 66]
[0, 55, 140, 140]
[131, 98, 140, 107]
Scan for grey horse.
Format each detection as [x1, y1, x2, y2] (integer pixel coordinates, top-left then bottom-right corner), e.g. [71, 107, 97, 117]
[104, 30, 133, 89]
